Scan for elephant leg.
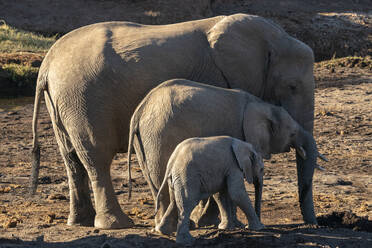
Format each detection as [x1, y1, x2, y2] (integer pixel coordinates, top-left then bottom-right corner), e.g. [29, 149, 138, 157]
[191, 197, 220, 228]
[296, 153, 317, 224]
[174, 185, 197, 246]
[227, 177, 264, 230]
[132, 137, 174, 228]
[64, 151, 96, 226]
[213, 191, 234, 230]
[75, 143, 133, 229]
[155, 182, 178, 235]
[54, 128, 95, 226]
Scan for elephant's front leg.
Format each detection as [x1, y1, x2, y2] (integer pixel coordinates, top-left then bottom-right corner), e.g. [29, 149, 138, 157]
[227, 177, 264, 230]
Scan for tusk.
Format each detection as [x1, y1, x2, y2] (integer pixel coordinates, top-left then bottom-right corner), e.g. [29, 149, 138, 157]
[315, 164, 326, 171]
[297, 146, 307, 160]
[318, 153, 329, 162]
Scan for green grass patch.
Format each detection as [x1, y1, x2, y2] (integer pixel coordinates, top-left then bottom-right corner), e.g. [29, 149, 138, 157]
[2, 63, 38, 84]
[0, 21, 56, 53]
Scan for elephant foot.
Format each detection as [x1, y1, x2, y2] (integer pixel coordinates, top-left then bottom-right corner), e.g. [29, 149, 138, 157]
[176, 232, 195, 246]
[218, 219, 238, 230]
[248, 222, 265, 231]
[232, 218, 245, 229]
[155, 219, 177, 235]
[94, 211, 134, 229]
[67, 208, 96, 227]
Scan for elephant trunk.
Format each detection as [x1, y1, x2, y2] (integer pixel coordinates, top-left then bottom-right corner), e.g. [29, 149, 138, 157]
[253, 176, 263, 220]
[294, 128, 318, 224]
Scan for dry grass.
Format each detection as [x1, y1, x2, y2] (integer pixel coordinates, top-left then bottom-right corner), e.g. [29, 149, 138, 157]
[0, 21, 55, 53]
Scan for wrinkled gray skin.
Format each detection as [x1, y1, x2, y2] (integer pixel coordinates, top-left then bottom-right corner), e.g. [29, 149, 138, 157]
[31, 13, 316, 229]
[127, 79, 318, 232]
[155, 136, 265, 246]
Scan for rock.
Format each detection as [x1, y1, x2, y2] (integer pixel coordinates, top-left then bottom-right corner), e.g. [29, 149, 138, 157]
[39, 176, 52, 184]
[0, 186, 11, 193]
[48, 193, 67, 201]
[45, 213, 55, 223]
[7, 111, 18, 116]
[336, 179, 353, 186]
[3, 219, 17, 228]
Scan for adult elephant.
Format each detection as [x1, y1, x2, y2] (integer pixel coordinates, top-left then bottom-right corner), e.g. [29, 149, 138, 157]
[31, 13, 318, 229]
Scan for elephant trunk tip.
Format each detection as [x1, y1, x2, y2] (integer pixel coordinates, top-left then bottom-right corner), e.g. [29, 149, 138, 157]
[29, 145, 40, 195]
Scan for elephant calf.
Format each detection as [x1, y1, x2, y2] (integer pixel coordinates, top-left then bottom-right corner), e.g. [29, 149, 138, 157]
[155, 136, 265, 245]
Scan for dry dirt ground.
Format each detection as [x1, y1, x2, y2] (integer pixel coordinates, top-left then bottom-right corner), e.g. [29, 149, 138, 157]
[0, 58, 371, 247]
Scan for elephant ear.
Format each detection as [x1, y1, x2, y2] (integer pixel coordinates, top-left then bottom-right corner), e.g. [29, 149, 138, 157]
[232, 139, 253, 184]
[207, 14, 281, 95]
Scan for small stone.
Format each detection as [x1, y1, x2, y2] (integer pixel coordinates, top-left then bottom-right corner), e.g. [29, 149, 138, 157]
[39, 176, 52, 184]
[93, 229, 100, 233]
[45, 213, 55, 223]
[0, 186, 11, 193]
[48, 193, 67, 201]
[3, 219, 17, 228]
[36, 235, 44, 242]
[337, 179, 352, 186]
[7, 111, 18, 116]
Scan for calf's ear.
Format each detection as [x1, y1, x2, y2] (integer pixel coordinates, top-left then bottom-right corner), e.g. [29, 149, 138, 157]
[232, 140, 253, 184]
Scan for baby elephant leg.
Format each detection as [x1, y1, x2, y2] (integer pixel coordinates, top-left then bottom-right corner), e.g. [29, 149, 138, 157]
[155, 183, 178, 235]
[174, 184, 199, 246]
[227, 176, 264, 230]
[213, 190, 236, 229]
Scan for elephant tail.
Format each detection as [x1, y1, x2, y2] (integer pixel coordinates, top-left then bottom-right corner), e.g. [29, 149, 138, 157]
[127, 118, 137, 200]
[30, 73, 48, 195]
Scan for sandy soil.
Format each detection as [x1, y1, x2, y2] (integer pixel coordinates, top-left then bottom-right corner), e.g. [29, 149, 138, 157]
[0, 58, 371, 247]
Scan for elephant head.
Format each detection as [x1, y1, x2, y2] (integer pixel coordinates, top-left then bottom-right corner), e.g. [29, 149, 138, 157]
[207, 13, 315, 131]
[242, 102, 317, 160]
[232, 139, 265, 219]
[231, 140, 264, 185]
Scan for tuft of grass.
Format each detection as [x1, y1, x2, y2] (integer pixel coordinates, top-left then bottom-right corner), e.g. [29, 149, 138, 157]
[0, 21, 56, 53]
[2, 63, 39, 85]
[315, 56, 372, 70]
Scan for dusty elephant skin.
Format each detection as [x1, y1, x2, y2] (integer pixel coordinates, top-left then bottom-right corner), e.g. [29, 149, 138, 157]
[154, 136, 265, 246]
[30, 13, 317, 229]
[127, 79, 320, 232]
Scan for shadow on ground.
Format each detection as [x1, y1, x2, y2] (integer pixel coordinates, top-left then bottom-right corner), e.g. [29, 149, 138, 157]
[1, 221, 372, 248]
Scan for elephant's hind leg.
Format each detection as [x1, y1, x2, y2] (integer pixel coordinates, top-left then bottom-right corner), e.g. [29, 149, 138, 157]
[155, 180, 178, 235]
[74, 141, 133, 229]
[174, 183, 198, 246]
[54, 128, 95, 226]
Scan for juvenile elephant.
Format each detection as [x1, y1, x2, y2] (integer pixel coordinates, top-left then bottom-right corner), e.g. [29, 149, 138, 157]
[155, 136, 265, 245]
[31, 13, 318, 229]
[127, 79, 319, 231]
